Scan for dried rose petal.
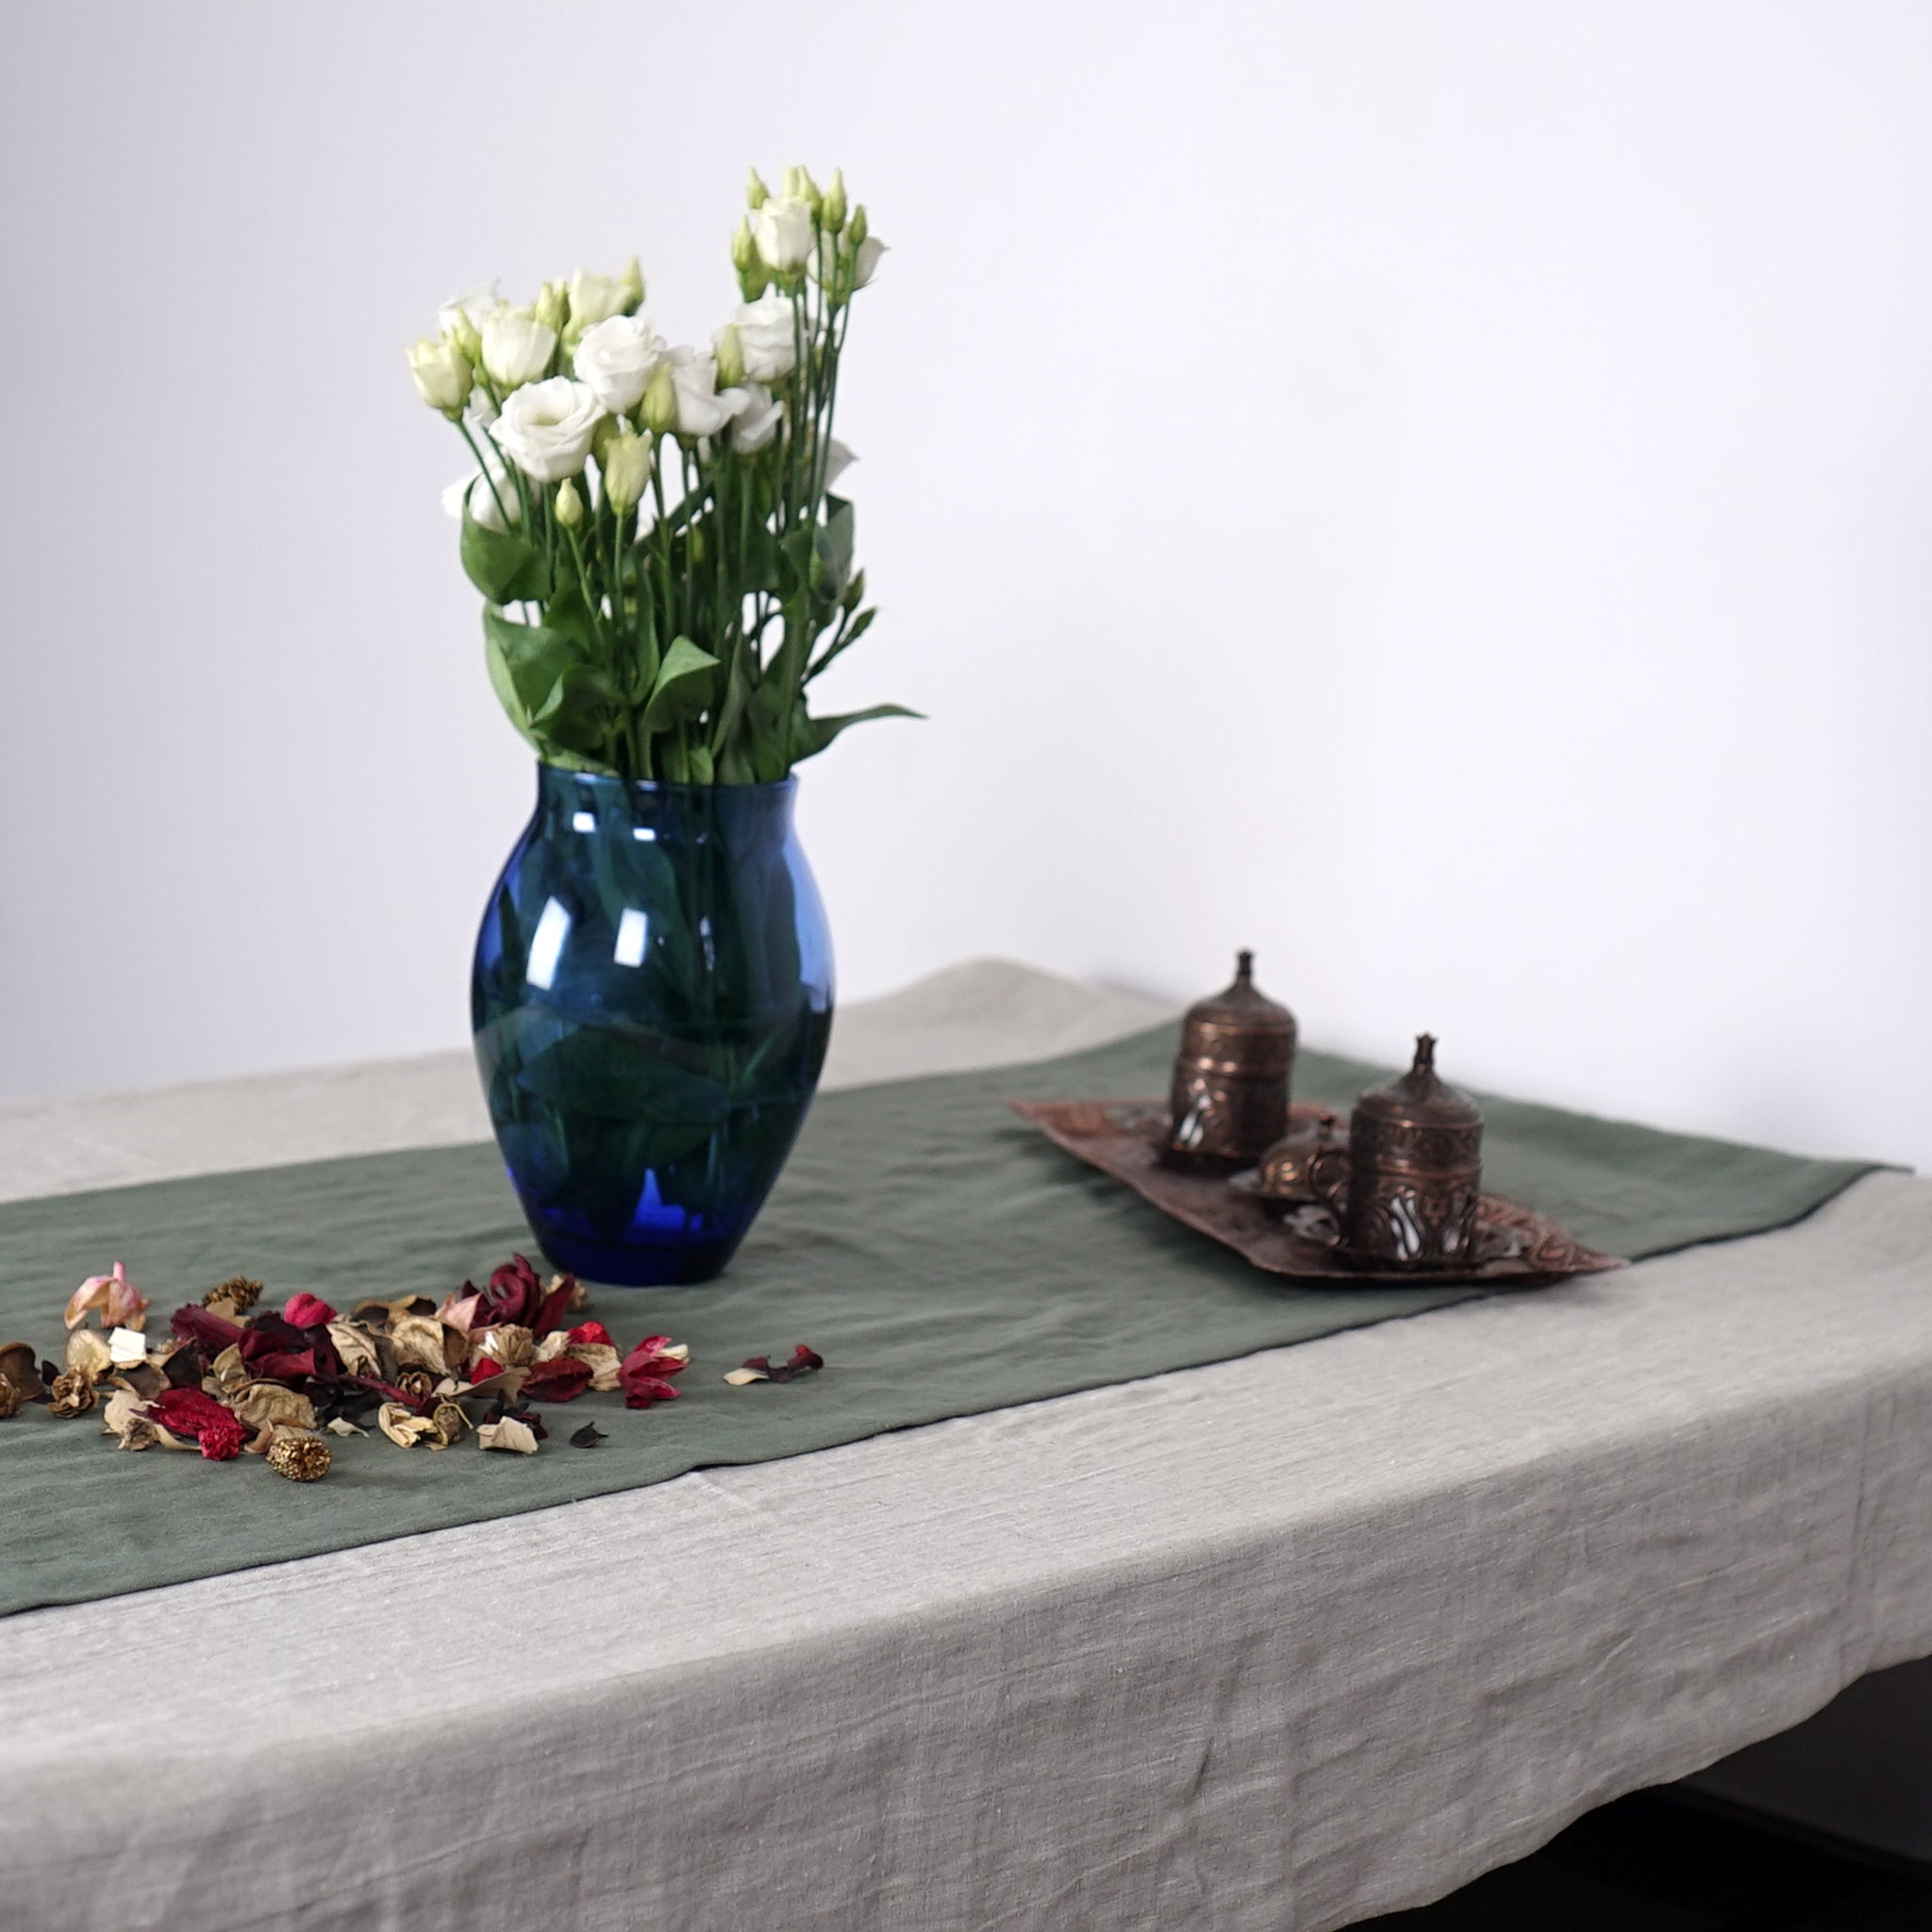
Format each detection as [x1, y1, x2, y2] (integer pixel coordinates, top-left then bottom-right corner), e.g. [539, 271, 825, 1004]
[172, 1304, 244, 1354]
[149, 1387, 238, 1441]
[476, 1415, 540, 1454]
[282, 1292, 337, 1329]
[469, 1358, 503, 1384]
[521, 1357, 592, 1404]
[478, 1255, 543, 1329]
[620, 1374, 680, 1410]
[569, 1423, 606, 1448]
[568, 1320, 614, 1349]
[727, 1344, 825, 1386]
[529, 1274, 578, 1338]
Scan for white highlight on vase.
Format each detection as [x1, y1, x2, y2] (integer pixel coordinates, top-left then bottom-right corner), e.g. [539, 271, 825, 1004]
[525, 897, 572, 990]
[613, 907, 648, 968]
[632, 825, 657, 842]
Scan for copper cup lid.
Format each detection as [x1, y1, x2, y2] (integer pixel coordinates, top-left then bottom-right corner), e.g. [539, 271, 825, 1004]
[1181, 950, 1296, 1041]
[1354, 1034, 1481, 1130]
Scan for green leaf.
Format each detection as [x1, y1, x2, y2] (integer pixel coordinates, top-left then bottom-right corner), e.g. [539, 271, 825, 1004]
[462, 505, 548, 604]
[483, 608, 614, 768]
[483, 608, 577, 733]
[642, 635, 721, 735]
[686, 742, 715, 785]
[534, 664, 619, 757]
[541, 583, 595, 651]
[790, 701, 923, 764]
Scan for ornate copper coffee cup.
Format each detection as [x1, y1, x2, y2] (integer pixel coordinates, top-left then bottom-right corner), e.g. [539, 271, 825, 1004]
[1166, 950, 1297, 1170]
[1343, 1035, 1482, 1267]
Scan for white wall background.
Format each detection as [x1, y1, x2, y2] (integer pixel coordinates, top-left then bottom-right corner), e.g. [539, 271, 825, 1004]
[2, 0, 1928, 1170]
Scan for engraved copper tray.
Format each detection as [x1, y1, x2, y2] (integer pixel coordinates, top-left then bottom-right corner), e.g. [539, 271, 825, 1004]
[1010, 1098, 1624, 1286]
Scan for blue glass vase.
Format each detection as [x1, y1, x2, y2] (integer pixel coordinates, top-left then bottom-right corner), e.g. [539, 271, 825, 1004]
[472, 766, 834, 1286]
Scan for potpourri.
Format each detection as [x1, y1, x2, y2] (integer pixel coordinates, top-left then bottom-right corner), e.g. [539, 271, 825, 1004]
[0, 1255, 822, 1483]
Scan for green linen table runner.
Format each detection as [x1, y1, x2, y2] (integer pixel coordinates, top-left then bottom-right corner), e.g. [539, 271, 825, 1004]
[0, 1024, 1883, 1618]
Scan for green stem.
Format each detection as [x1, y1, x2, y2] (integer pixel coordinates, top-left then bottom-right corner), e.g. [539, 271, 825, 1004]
[456, 419, 512, 531]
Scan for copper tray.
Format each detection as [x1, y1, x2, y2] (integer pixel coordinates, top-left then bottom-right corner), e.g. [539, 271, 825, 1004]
[1010, 1098, 1624, 1286]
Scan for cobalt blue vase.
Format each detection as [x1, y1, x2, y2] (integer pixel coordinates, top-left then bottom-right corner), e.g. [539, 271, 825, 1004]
[472, 766, 834, 1286]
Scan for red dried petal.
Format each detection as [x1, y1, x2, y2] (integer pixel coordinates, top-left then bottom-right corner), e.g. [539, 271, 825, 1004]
[248, 1350, 318, 1384]
[481, 1255, 543, 1327]
[469, 1358, 503, 1383]
[520, 1357, 592, 1403]
[620, 1374, 680, 1410]
[788, 1345, 824, 1374]
[529, 1277, 577, 1339]
[197, 1411, 247, 1461]
[620, 1336, 687, 1380]
[171, 1305, 243, 1353]
[149, 1387, 230, 1429]
[283, 1292, 337, 1329]
[567, 1321, 614, 1348]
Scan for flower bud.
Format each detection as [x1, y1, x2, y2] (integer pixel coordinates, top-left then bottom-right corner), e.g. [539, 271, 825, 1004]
[407, 336, 473, 417]
[619, 256, 644, 313]
[445, 311, 482, 363]
[555, 476, 584, 529]
[534, 280, 568, 335]
[731, 216, 758, 275]
[746, 167, 770, 209]
[480, 307, 558, 391]
[848, 204, 868, 247]
[822, 168, 848, 233]
[714, 324, 746, 389]
[601, 429, 652, 516]
[641, 359, 679, 438]
[567, 268, 629, 336]
[755, 196, 814, 275]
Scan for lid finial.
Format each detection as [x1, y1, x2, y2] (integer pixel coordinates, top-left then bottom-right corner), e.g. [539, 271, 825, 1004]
[1412, 1033, 1437, 1076]
[1236, 949, 1254, 981]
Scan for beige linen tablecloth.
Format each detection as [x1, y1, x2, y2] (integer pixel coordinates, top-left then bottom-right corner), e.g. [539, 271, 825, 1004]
[2, 959, 1929, 1932]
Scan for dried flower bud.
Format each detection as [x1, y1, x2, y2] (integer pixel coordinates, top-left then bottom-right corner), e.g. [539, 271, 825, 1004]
[428, 1400, 469, 1449]
[48, 1371, 96, 1418]
[0, 1380, 20, 1420]
[267, 1434, 331, 1482]
[204, 1276, 263, 1315]
[394, 1367, 440, 1407]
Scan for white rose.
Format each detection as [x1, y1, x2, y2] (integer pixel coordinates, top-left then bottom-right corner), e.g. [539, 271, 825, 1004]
[481, 307, 558, 391]
[442, 462, 522, 533]
[437, 279, 501, 336]
[851, 236, 886, 289]
[568, 268, 630, 334]
[727, 294, 798, 382]
[730, 381, 784, 454]
[573, 313, 667, 415]
[665, 347, 744, 440]
[492, 377, 605, 482]
[407, 336, 473, 414]
[754, 194, 813, 274]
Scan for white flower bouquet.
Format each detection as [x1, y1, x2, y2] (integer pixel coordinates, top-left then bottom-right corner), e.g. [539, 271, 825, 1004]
[408, 167, 908, 784]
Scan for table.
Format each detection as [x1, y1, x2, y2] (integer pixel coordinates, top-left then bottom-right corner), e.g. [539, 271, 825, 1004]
[3, 961, 1928, 1931]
